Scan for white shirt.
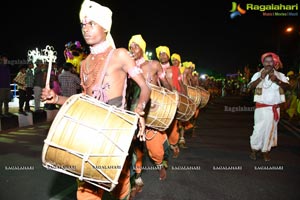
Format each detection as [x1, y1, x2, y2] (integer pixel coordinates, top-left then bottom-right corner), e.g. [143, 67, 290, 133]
[248, 70, 288, 105]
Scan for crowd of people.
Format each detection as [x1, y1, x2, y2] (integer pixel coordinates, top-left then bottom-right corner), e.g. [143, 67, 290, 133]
[0, 54, 83, 116]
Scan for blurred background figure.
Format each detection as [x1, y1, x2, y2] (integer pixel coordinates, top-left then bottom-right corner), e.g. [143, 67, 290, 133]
[64, 41, 87, 74]
[13, 65, 28, 115]
[25, 61, 34, 112]
[0, 54, 12, 117]
[33, 59, 46, 112]
[58, 62, 81, 97]
[284, 70, 299, 121]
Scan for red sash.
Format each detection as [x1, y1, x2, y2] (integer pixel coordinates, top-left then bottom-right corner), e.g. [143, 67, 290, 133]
[171, 66, 181, 92]
[256, 102, 279, 121]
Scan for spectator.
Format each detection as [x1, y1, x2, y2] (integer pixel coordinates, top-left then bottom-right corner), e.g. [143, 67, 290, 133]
[33, 60, 46, 111]
[25, 61, 34, 112]
[13, 65, 28, 115]
[0, 54, 12, 117]
[58, 62, 81, 97]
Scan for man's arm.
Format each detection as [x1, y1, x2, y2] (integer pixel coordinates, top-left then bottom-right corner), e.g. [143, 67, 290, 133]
[275, 79, 290, 90]
[269, 72, 290, 90]
[248, 77, 262, 90]
[155, 61, 172, 91]
[119, 48, 151, 115]
[178, 68, 187, 95]
[247, 71, 264, 90]
[131, 74, 151, 115]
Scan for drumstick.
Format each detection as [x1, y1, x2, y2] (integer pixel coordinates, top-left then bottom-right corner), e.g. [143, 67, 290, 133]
[45, 58, 53, 90]
[42, 45, 56, 90]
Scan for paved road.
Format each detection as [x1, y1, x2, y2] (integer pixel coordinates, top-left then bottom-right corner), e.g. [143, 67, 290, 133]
[1, 96, 300, 200]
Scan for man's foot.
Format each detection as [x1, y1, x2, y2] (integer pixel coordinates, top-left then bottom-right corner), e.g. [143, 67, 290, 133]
[19, 111, 28, 116]
[249, 150, 257, 160]
[162, 160, 168, 169]
[171, 145, 180, 158]
[184, 122, 194, 130]
[130, 177, 144, 199]
[179, 137, 188, 149]
[159, 166, 167, 180]
[263, 152, 271, 161]
[179, 143, 188, 149]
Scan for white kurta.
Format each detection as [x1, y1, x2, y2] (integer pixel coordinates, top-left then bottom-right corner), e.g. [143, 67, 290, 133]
[248, 70, 288, 152]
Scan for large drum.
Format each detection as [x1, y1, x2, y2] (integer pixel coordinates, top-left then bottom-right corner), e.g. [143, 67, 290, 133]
[42, 94, 139, 192]
[197, 86, 210, 108]
[185, 85, 202, 108]
[175, 93, 197, 122]
[145, 84, 178, 131]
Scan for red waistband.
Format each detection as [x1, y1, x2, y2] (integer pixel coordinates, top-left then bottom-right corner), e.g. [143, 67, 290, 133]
[255, 102, 279, 121]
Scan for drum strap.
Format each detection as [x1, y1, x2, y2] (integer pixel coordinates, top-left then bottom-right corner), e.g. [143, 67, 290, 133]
[93, 49, 128, 109]
[92, 49, 115, 104]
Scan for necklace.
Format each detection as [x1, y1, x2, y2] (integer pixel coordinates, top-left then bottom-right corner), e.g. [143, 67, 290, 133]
[81, 47, 112, 90]
[136, 57, 146, 67]
[161, 62, 170, 70]
[90, 41, 110, 58]
[262, 76, 273, 89]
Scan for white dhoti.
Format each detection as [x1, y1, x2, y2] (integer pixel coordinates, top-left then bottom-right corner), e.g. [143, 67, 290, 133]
[250, 106, 279, 152]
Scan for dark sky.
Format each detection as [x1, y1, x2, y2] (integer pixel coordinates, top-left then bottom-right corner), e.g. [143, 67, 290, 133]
[1, 0, 299, 75]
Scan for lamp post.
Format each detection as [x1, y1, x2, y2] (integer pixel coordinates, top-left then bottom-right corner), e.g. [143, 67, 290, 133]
[277, 25, 300, 72]
[285, 26, 300, 73]
[277, 26, 294, 54]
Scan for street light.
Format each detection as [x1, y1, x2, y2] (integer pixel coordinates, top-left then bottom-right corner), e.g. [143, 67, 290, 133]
[284, 25, 300, 72]
[277, 25, 300, 72]
[277, 26, 296, 54]
[285, 26, 294, 33]
[145, 51, 153, 60]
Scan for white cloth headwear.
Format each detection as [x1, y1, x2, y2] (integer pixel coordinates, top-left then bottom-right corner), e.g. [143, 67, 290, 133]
[79, 0, 116, 49]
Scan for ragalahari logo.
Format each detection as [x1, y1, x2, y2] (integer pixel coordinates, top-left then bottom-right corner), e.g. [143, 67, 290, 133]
[230, 2, 246, 19]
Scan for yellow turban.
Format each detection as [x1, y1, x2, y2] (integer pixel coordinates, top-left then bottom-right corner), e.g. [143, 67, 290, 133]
[287, 70, 294, 76]
[156, 46, 170, 59]
[179, 66, 185, 74]
[181, 61, 195, 73]
[128, 34, 148, 60]
[192, 71, 199, 76]
[183, 61, 194, 68]
[171, 53, 181, 63]
[79, 0, 116, 48]
[128, 34, 146, 53]
[182, 61, 190, 68]
[180, 61, 188, 73]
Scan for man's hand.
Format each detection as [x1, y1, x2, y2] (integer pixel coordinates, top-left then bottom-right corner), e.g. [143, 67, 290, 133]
[269, 71, 278, 82]
[261, 68, 271, 79]
[41, 88, 56, 104]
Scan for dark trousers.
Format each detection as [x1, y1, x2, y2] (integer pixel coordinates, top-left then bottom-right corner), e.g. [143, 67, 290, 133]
[18, 89, 26, 112]
[25, 87, 33, 111]
[0, 88, 11, 114]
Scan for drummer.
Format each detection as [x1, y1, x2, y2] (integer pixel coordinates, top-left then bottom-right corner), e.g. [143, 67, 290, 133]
[156, 47, 187, 157]
[181, 61, 201, 132]
[41, 1, 151, 200]
[170, 58, 194, 148]
[181, 61, 194, 86]
[127, 34, 172, 198]
[191, 70, 200, 87]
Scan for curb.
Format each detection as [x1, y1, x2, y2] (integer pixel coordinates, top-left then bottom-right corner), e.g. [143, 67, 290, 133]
[0, 109, 58, 131]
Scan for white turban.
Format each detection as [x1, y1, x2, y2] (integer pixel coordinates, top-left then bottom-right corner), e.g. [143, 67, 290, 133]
[79, 0, 116, 49]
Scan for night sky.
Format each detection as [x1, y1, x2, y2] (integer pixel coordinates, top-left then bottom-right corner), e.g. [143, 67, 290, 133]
[1, 0, 299, 76]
